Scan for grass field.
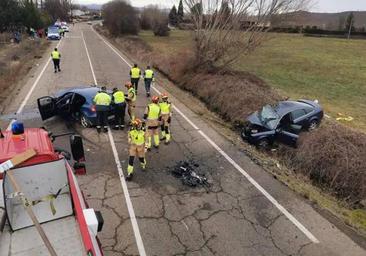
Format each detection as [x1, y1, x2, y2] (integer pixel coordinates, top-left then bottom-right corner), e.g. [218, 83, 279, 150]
[139, 30, 366, 131]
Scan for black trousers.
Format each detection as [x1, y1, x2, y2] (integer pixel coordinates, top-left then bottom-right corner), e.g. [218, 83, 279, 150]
[96, 110, 108, 128]
[53, 59, 60, 71]
[144, 79, 152, 94]
[131, 78, 139, 91]
[114, 103, 126, 126]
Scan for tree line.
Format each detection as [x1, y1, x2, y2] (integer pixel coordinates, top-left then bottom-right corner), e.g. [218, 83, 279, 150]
[102, 0, 188, 37]
[0, 0, 72, 33]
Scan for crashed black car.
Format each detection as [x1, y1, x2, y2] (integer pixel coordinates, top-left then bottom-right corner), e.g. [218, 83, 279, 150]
[241, 100, 323, 148]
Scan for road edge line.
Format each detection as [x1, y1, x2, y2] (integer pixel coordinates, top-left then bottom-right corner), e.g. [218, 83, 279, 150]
[92, 27, 320, 244]
[82, 29, 147, 256]
[7, 39, 63, 130]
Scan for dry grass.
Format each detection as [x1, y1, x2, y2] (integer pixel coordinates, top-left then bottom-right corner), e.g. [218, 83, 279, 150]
[140, 30, 366, 132]
[279, 122, 366, 203]
[0, 40, 49, 102]
[96, 25, 366, 205]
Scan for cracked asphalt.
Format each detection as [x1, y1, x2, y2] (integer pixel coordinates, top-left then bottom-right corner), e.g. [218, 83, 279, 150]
[0, 23, 365, 256]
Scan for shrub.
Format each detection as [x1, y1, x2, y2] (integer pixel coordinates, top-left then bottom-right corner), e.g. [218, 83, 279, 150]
[102, 0, 139, 36]
[280, 122, 366, 202]
[153, 22, 170, 36]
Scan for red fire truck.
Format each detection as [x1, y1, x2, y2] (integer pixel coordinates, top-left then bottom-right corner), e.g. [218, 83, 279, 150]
[0, 126, 103, 255]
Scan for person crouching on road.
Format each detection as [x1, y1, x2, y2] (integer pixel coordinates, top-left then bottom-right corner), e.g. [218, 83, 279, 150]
[93, 86, 111, 133]
[112, 87, 126, 130]
[130, 64, 141, 93]
[126, 118, 147, 181]
[143, 66, 154, 97]
[144, 96, 161, 150]
[125, 82, 136, 122]
[51, 48, 61, 73]
[159, 93, 172, 144]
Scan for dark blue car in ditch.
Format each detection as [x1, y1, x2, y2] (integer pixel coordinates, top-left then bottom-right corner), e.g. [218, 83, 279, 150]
[241, 99, 324, 148]
[37, 86, 116, 127]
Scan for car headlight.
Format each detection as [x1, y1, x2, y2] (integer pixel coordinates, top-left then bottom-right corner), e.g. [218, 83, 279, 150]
[251, 129, 258, 134]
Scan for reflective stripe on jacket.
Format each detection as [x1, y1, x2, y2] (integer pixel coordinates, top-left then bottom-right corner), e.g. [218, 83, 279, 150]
[130, 67, 141, 78]
[129, 129, 145, 145]
[51, 51, 60, 59]
[147, 103, 160, 120]
[128, 88, 136, 102]
[113, 91, 125, 104]
[159, 102, 171, 115]
[144, 69, 154, 79]
[94, 92, 111, 106]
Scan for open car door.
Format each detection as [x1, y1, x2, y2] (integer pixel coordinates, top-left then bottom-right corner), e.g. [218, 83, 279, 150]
[276, 126, 300, 147]
[55, 93, 76, 116]
[37, 96, 56, 120]
[276, 114, 301, 147]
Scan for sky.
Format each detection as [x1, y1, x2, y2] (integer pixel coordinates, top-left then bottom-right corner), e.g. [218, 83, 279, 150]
[76, 0, 366, 13]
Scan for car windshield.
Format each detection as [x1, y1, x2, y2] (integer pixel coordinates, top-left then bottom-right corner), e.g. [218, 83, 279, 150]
[259, 105, 280, 129]
[49, 27, 58, 33]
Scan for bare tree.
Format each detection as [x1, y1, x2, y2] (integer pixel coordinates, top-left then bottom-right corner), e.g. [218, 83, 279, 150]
[140, 5, 169, 36]
[183, 0, 311, 69]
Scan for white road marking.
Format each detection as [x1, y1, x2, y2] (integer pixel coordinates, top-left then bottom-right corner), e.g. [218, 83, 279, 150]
[81, 29, 147, 256]
[7, 39, 63, 130]
[93, 27, 320, 244]
[81, 31, 97, 85]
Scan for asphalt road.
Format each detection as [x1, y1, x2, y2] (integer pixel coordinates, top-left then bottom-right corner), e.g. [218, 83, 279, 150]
[1, 23, 365, 256]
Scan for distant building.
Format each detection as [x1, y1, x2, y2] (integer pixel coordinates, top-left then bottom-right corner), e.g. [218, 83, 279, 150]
[72, 10, 87, 17]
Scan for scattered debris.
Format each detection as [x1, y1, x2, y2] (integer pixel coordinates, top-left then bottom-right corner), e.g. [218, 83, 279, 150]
[171, 161, 210, 189]
[336, 113, 354, 122]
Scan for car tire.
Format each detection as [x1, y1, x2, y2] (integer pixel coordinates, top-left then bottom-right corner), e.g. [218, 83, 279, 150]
[80, 114, 91, 128]
[240, 128, 247, 141]
[256, 138, 270, 150]
[308, 119, 319, 131]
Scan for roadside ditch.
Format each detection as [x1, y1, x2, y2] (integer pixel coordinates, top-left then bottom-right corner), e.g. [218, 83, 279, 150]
[94, 25, 366, 239]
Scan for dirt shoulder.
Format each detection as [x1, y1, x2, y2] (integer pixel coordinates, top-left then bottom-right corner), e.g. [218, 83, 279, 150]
[94, 25, 366, 240]
[0, 39, 50, 114]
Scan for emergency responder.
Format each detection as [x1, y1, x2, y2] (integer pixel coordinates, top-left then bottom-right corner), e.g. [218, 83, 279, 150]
[59, 27, 64, 37]
[51, 48, 61, 73]
[144, 96, 161, 150]
[93, 86, 112, 133]
[125, 82, 136, 122]
[143, 66, 154, 97]
[130, 64, 141, 92]
[159, 93, 172, 144]
[112, 87, 126, 130]
[126, 118, 146, 181]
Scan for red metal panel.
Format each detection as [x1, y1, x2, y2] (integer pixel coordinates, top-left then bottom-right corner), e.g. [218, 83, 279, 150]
[67, 164, 103, 256]
[0, 128, 59, 178]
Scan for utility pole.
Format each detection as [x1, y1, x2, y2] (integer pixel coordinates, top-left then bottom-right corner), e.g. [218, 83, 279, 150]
[347, 12, 354, 40]
[347, 19, 353, 39]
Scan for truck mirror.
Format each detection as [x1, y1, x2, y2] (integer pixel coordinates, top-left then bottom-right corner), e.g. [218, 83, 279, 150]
[70, 135, 85, 162]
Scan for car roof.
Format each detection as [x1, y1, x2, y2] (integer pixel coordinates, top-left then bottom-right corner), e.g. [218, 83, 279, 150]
[274, 100, 315, 117]
[56, 86, 99, 98]
[55, 86, 114, 101]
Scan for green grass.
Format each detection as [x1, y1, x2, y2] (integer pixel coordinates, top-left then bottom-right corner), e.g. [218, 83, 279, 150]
[139, 30, 194, 56]
[139, 30, 366, 131]
[238, 34, 366, 130]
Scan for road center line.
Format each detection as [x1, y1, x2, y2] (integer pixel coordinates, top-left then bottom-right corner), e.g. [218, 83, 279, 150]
[92, 27, 320, 244]
[81, 29, 147, 256]
[7, 39, 63, 130]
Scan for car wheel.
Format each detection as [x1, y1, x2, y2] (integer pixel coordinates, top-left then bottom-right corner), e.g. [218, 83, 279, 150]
[240, 128, 247, 140]
[80, 114, 91, 128]
[308, 120, 319, 131]
[257, 138, 270, 150]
